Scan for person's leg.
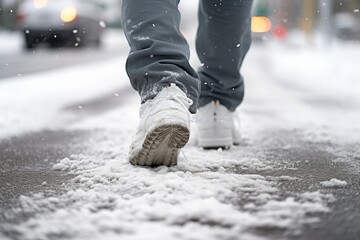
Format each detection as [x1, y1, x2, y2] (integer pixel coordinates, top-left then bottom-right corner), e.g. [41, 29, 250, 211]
[195, 0, 253, 149]
[121, 0, 200, 113]
[121, 0, 199, 166]
[196, 0, 253, 111]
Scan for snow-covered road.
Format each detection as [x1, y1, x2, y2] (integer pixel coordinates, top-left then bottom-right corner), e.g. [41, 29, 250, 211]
[1, 29, 360, 240]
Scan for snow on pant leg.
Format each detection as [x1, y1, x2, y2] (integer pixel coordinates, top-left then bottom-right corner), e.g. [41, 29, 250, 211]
[121, 0, 200, 113]
[196, 0, 253, 111]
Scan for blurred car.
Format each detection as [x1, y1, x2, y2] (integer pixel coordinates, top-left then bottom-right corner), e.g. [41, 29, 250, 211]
[251, 0, 289, 42]
[251, 15, 272, 41]
[251, 0, 272, 41]
[17, 0, 105, 49]
[334, 12, 360, 41]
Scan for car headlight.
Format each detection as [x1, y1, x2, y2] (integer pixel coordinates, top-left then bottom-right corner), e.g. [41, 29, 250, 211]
[33, 0, 48, 9]
[60, 5, 77, 23]
[251, 16, 272, 33]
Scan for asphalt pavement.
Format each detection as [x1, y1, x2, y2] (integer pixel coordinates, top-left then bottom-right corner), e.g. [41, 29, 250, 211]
[0, 44, 127, 80]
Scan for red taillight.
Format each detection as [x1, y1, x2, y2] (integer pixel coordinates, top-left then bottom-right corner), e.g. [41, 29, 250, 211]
[16, 11, 26, 22]
[272, 24, 288, 39]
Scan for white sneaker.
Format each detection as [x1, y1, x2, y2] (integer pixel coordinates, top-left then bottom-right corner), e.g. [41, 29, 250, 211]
[196, 101, 241, 149]
[129, 83, 193, 167]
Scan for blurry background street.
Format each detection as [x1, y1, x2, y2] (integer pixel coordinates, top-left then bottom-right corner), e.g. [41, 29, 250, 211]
[1, 0, 360, 79]
[0, 1, 360, 240]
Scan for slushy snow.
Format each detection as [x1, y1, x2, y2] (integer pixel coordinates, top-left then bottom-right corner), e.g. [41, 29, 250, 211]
[320, 178, 348, 188]
[6, 128, 332, 240]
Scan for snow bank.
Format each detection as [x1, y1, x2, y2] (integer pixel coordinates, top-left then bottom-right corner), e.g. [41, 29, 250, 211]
[0, 53, 128, 139]
[241, 39, 360, 144]
[0, 31, 23, 54]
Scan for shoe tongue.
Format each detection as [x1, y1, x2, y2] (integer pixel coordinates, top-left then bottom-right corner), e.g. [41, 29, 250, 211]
[162, 85, 191, 103]
[140, 84, 192, 117]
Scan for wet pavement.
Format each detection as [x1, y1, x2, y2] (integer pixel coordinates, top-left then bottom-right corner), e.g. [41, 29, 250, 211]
[233, 130, 360, 240]
[0, 42, 127, 80]
[0, 130, 87, 224]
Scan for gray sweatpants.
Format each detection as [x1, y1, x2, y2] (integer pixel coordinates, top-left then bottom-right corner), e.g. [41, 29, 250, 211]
[121, 0, 253, 113]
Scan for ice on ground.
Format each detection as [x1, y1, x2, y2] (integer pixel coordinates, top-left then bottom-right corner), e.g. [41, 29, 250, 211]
[320, 178, 348, 188]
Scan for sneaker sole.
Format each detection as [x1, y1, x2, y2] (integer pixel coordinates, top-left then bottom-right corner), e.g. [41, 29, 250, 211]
[130, 124, 190, 167]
